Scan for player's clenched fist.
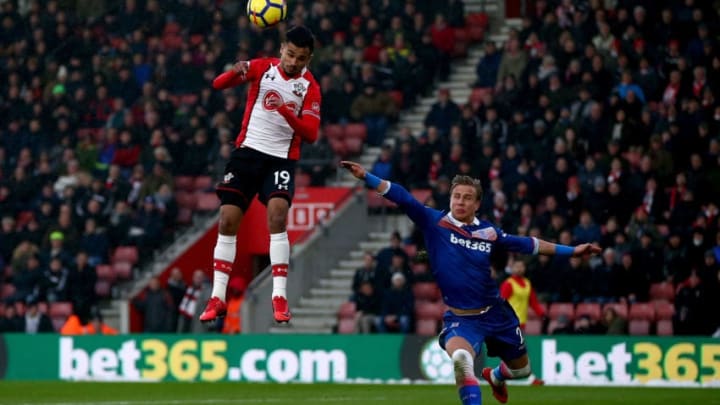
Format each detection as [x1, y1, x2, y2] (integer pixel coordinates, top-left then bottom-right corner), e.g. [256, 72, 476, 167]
[340, 161, 366, 180]
[232, 61, 250, 75]
[572, 243, 602, 257]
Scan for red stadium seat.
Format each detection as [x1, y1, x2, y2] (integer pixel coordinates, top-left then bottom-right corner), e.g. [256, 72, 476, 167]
[524, 319, 543, 335]
[95, 280, 112, 298]
[629, 319, 651, 335]
[163, 21, 181, 35]
[295, 172, 311, 187]
[328, 137, 347, 157]
[1, 283, 16, 299]
[415, 300, 445, 320]
[403, 243, 417, 259]
[96, 264, 116, 282]
[337, 301, 357, 319]
[176, 208, 193, 225]
[38, 301, 48, 314]
[174, 176, 195, 192]
[649, 282, 675, 302]
[466, 13, 489, 30]
[344, 123, 367, 141]
[654, 300, 674, 320]
[575, 303, 602, 321]
[323, 124, 345, 141]
[112, 246, 139, 265]
[14, 301, 25, 316]
[193, 176, 214, 192]
[549, 302, 575, 321]
[411, 189, 433, 205]
[0, 301, 5, 315]
[468, 24, 485, 43]
[175, 191, 198, 210]
[343, 136, 364, 156]
[196, 192, 221, 211]
[416, 319, 439, 336]
[113, 261, 133, 279]
[528, 302, 547, 320]
[337, 318, 356, 334]
[629, 303, 655, 321]
[656, 320, 673, 336]
[388, 90, 404, 109]
[603, 302, 628, 319]
[412, 282, 441, 302]
[49, 302, 73, 318]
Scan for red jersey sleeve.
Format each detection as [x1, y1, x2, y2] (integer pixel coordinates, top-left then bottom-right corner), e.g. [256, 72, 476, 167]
[212, 58, 276, 89]
[529, 288, 546, 317]
[499, 280, 513, 300]
[276, 78, 321, 143]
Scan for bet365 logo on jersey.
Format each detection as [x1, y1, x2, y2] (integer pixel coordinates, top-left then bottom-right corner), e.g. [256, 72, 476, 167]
[450, 233, 492, 253]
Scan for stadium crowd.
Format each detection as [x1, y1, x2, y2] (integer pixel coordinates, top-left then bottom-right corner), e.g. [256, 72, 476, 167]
[1, 0, 719, 337]
[0, 0, 466, 333]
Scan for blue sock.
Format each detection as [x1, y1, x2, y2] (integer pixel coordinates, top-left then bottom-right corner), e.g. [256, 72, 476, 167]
[459, 384, 481, 405]
[492, 366, 507, 383]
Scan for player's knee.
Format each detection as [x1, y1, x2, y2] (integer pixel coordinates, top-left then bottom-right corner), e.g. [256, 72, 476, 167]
[218, 211, 241, 235]
[266, 210, 288, 233]
[507, 364, 532, 379]
[452, 349, 474, 383]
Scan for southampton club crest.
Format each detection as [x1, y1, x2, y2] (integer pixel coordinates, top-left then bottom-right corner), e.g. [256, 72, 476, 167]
[292, 81, 306, 97]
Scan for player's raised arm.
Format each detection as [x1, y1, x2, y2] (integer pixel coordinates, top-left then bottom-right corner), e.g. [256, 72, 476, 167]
[535, 239, 602, 257]
[212, 61, 251, 89]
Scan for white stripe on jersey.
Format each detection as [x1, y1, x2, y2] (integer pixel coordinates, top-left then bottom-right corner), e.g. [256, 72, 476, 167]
[242, 64, 311, 158]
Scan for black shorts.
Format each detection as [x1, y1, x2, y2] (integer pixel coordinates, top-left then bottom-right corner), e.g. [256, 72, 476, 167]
[216, 147, 297, 211]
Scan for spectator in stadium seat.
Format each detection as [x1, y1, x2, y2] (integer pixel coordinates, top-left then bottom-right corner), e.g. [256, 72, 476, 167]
[298, 130, 335, 186]
[598, 307, 628, 335]
[0, 303, 23, 333]
[351, 281, 381, 334]
[22, 297, 54, 334]
[166, 268, 187, 332]
[674, 271, 713, 336]
[375, 272, 414, 333]
[350, 82, 396, 146]
[497, 38, 528, 86]
[475, 41, 502, 88]
[614, 252, 650, 303]
[352, 251, 380, 296]
[572, 210, 601, 245]
[424, 88, 461, 138]
[177, 270, 212, 333]
[40, 257, 69, 303]
[133, 277, 175, 333]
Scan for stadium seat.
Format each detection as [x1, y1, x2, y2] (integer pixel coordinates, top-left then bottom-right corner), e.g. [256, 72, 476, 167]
[575, 303, 602, 321]
[174, 176, 195, 191]
[389, 90, 404, 109]
[51, 318, 65, 332]
[38, 301, 48, 314]
[603, 302, 628, 319]
[467, 24, 485, 43]
[416, 319, 439, 336]
[112, 246, 139, 265]
[546, 319, 565, 334]
[656, 319, 673, 336]
[193, 176, 214, 192]
[412, 282, 441, 302]
[49, 302, 73, 318]
[323, 124, 345, 141]
[344, 123, 367, 141]
[95, 264, 116, 282]
[95, 280, 112, 298]
[549, 302, 575, 321]
[452, 28, 469, 57]
[1, 283, 16, 299]
[629, 319, 651, 335]
[337, 318, 356, 334]
[176, 208, 193, 225]
[0, 301, 4, 315]
[343, 136, 364, 157]
[524, 319, 543, 335]
[415, 300, 445, 320]
[163, 21, 181, 35]
[411, 189, 433, 205]
[466, 12, 489, 30]
[528, 302, 547, 320]
[14, 301, 25, 316]
[337, 301, 357, 319]
[175, 191, 198, 210]
[328, 137, 347, 157]
[295, 172, 311, 187]
[113, 261, 133, 279]
[654, 300, 674, 320]
[629, 303, 655, 321]
[196, 192, 221, 211]
[649, 282, 675, 302]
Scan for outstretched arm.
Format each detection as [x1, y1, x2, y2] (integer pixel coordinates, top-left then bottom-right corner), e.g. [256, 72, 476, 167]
[212, 61, 250, 89]
[536, 239, 602, 257]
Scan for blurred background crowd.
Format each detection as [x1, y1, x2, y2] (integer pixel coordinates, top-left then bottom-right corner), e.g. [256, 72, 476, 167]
[0, 0, 719, 337]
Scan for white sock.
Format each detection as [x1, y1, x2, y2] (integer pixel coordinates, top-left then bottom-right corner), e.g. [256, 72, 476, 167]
[270, 232, 289, 298]
[452, 349, 475, 386]
[211, 234, 236, 301]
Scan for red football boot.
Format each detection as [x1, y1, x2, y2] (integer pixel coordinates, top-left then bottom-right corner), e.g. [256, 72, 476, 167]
[481, 367, 508, 404]
[272, 296, 292, 323]
[199, 296, 227, 321]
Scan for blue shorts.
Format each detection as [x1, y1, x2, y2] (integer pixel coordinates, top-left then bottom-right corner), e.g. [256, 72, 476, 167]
[438, 300, 527, 361]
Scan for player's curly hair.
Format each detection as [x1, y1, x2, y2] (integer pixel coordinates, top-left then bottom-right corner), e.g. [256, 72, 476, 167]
[450, 175, 483, 201]
[285, 25, 315, 53]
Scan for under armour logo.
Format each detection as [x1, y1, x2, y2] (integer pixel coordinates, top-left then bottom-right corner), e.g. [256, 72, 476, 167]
[265, 73, 275, 80]
[277, 184, 288, 190]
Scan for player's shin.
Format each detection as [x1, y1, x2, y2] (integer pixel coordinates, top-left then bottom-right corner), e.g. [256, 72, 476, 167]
[453, 350, 481, 405]
[270, 231, 290, 298]
[211, 234, 237, 301]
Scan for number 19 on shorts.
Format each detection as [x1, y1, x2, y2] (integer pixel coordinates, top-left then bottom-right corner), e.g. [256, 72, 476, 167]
[274, 170, 290, 190]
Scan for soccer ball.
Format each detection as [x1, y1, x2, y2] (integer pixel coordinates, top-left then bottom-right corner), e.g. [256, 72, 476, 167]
[247, 0, 287, 29]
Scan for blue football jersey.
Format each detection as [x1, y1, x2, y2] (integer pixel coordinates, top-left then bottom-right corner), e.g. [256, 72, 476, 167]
[383, 183, 538, 309]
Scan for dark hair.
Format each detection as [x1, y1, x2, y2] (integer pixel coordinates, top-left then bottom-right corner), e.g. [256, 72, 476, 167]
[450, 175, 483, 201]
[285, 25, 315, 53]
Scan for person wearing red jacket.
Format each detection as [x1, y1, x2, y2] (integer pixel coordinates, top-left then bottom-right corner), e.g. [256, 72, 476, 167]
[199, 26, 321, 325]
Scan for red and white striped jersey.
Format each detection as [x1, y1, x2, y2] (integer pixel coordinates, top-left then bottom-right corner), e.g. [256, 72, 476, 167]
[236, 58, 321, 160]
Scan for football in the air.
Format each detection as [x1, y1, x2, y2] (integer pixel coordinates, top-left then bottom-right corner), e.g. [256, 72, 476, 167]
[247, 0, 287, 29]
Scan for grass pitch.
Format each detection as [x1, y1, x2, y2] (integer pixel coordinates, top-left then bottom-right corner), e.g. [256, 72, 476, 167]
[1, 382, 719, 405]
